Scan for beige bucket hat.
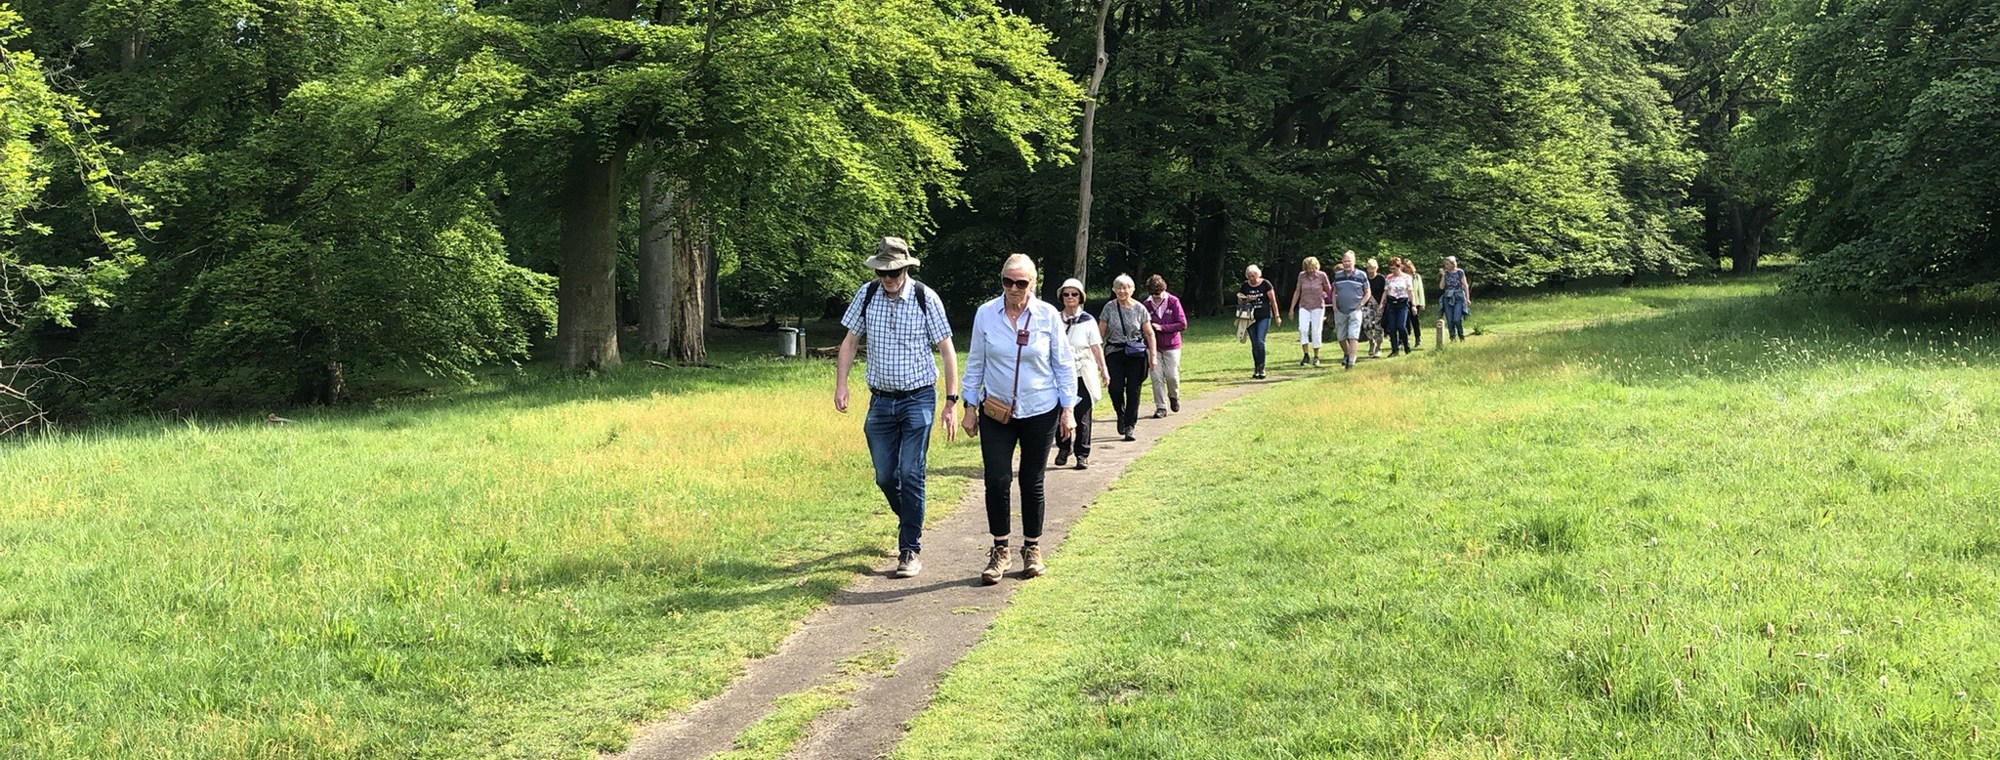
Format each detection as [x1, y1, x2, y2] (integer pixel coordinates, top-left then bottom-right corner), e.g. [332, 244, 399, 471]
[863, 237, 920, 270]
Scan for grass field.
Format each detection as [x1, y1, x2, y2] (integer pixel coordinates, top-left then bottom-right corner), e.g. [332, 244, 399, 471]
[0, 292, 1261, 759]
[897, 275, 2000, 758]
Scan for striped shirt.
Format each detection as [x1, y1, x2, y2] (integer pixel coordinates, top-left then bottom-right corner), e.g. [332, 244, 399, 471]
[839, 280, 953, 392]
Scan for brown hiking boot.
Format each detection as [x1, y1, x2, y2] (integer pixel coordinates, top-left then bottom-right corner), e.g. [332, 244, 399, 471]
[979, 545, 1010, 585]
[1022, 545, 1046, 578]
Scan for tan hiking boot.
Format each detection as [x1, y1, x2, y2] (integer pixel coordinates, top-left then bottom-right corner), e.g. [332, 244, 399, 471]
[979, 545, 1010, 585]
[1022, 544, 1046, 578]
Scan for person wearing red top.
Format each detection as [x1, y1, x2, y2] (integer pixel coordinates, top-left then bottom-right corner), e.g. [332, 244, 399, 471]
[1144, 275, 1187, 416]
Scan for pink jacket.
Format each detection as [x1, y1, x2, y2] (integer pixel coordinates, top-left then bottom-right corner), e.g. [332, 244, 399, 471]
[1146, 293, 1187, 350]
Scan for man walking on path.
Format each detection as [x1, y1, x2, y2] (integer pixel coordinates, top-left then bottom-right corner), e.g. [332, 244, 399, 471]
[835, 237, 960, 579]
[1330, 250, 1372, 370]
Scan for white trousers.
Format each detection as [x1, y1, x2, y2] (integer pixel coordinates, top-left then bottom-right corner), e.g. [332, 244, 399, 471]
[1297, 308, 1326, 348]
[1151, 348, 1182, 409]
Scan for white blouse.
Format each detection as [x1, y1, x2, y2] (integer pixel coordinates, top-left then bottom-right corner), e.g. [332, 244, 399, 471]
[1062, 314, 1104, 402]
[962, 297, 1080, 418]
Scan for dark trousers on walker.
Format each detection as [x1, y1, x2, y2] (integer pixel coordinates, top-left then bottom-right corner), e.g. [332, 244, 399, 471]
[863, 386, 935, 553]
[979, 408, 1059, 539]
[1056, 377, 1094, 461]
[1105, 351, 1148, 433]
[1383, 297, 1412, 353]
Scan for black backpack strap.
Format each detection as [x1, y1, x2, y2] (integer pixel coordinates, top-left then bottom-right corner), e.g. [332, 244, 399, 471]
[862, 279, 929, 320]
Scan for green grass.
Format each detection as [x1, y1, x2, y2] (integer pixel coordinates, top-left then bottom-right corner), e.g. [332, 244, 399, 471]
[897, 275, 2000, 759]
[0, 305, 1251, 759]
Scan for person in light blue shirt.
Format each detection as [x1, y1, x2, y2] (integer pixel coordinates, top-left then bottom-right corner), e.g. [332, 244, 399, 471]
[960, 254, 1077, 584]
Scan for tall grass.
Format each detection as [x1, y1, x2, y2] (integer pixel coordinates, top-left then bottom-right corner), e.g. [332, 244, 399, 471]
[897, 275, 2000, 758]
[0, 298, 1263, 759]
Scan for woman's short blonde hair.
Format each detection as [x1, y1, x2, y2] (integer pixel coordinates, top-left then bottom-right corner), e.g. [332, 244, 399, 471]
[1112, 274, 1136, 290]
[1303, 256, 1321, 273]
[1245, 264, 1262, 277]
[1001, 253, 1036, 279]
[1366, 258, 1379, 270]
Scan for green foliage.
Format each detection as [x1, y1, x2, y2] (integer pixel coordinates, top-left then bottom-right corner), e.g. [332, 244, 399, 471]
[1780, 0, 2000, 292]
[927, 0, 1706, 308]
[1, 3, 145, 430]
[75, 38, 554, 409]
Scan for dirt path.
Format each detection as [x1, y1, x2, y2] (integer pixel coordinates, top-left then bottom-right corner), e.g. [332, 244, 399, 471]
[613, 377, 1283, 760]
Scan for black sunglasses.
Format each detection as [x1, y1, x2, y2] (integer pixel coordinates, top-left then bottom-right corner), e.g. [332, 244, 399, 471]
[1060, 290, 1082, 298]
[1001, 277, 1032, 290]
[876, 268, 907, 280]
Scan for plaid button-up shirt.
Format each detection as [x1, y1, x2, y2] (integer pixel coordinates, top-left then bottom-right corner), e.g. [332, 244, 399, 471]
[840, 280, 953, 392]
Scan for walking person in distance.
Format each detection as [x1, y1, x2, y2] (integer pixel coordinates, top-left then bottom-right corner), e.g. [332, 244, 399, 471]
[1099, 274, 1157, 441]
[1290, 256, 1331, 368]
[1440, 256, 1473, 341]
[1330, 250, 1371, 370]
[1145, 275, 1186, 417]
[1054, 278, 1109, 470]
[1238, 265, 1282, 378]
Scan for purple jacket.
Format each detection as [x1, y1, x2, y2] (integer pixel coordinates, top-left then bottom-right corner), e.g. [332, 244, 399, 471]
[1145, 293, 1187, 350]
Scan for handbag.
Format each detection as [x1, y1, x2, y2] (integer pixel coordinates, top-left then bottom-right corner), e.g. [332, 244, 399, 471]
[1114, 303, 1149, 356]
[981, 307, 1031, 424]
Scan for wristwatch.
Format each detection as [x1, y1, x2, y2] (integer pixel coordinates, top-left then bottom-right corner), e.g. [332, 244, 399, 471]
[945, 394, 960, 403]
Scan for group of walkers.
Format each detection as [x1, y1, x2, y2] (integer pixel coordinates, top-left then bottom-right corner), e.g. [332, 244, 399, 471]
[833, 237, 1469, 585]
[1237, 250, 1473, 376]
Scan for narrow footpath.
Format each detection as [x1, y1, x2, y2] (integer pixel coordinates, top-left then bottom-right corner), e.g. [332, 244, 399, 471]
[613, 377, 1284, 760]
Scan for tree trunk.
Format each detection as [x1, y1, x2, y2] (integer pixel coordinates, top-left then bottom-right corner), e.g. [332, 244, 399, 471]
[637, 163, 675, 354]
[703, 233, 720, 326]
[1184, 195, 1229, 315]
[555, 140, 629, 371]
[670, 195, 709, 363]
[1073, 0, 1114, 284]
[1728, 201, 1756, 274]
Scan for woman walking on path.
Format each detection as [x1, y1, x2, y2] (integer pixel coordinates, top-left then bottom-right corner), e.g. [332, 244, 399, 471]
[1144, 275, 1186, 417]
[1099, 274, 1157, 441]
[1054, 278, 1109, 470]
[1440, 256, 1472, 341]
[1290, 256, 1331, 368]
[1381, 262, 1415, 357]
[1405, 260, 1427, 350]
[1363, 259, 1386, 359]
[1238, 265, 1282, 378]
[961, 254, 1077, 584]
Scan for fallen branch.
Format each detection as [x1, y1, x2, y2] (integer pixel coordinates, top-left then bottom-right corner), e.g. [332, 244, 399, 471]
[0, 357, 79, 438]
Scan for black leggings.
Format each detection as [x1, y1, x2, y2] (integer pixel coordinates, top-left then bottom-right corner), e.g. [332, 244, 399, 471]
[979, 407, 1059, 539]
[1057, 376, 1094, 460]
[1105, 351, 1149, 432]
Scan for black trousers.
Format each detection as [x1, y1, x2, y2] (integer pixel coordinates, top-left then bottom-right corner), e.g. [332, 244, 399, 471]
[1056, 376, 1094, 460]
[1410, 305, 1422, 344]
[1105, 351, 1149, 433]
[979, 407, 1059, 539]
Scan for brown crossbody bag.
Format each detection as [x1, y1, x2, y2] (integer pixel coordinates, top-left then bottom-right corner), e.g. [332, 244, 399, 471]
[979, 307, 1030, 424]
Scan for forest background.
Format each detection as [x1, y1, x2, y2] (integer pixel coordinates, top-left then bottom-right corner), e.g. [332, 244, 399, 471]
[2, 0, 1994, 427]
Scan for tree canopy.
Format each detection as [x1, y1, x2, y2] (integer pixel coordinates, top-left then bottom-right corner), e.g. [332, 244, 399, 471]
[0, 0, 1993, 423]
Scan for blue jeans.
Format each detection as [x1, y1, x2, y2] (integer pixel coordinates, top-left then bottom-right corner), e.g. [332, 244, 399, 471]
[864, 386, 935, 553]
[1383, 298, 1411, 353]
[1248, 317, 1272, 371]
